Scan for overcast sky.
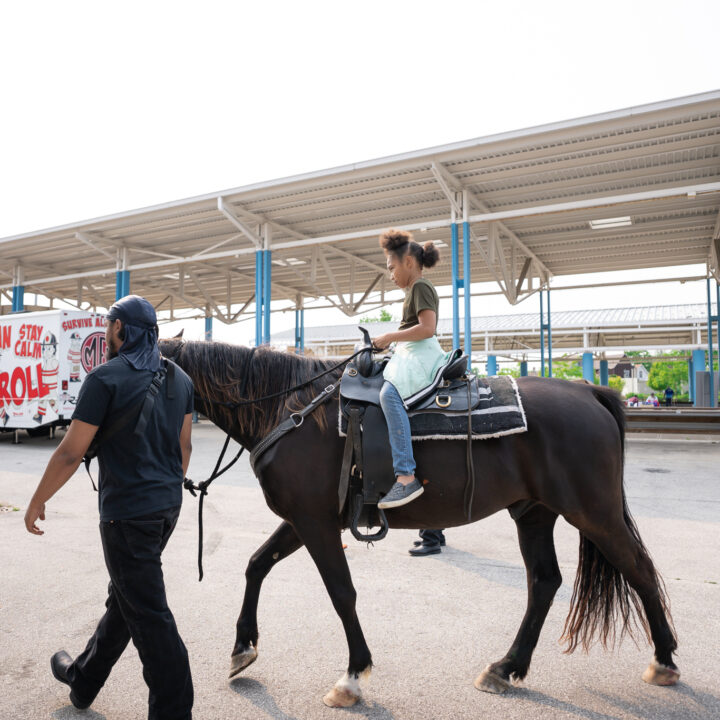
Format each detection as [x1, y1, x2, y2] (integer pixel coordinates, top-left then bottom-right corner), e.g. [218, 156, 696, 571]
[2, 1, 719, 344]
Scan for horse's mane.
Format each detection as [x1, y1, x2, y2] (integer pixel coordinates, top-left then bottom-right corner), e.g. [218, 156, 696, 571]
[175, 340, 342, 438]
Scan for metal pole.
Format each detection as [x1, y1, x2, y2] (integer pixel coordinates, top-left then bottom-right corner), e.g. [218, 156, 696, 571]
[547, 288, 553, 378]
[263, 249, 271, 344]
[462, 220, 472, 368]
[540, 291, 545, 377]
[12, 267, 24, 312]
[707, 277, 715, 407]
[451, 221, 460, 350]
[255, 251, 263, 346]
[300, 306, 305, 353]
[716, 281, 720, 406]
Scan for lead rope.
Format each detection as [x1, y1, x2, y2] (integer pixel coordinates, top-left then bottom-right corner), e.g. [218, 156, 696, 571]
[183, 344, 370, 581]
[183, 347, 256, 581]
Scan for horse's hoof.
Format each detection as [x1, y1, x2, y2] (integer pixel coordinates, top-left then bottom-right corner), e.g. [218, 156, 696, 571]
[323, 671, 363, 707]
[323, 687, 360, 707]
[474, 665, 512, 694]
[229, 644, 258, 678]
[642, 660, 680, 686]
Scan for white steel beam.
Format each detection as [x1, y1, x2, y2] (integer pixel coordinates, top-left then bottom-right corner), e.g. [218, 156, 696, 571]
[4, 182, 719, 292]
[76, 232, 116, 261]
[318, 249, 351, 314]
[230, 293, 256, 322]
[217, 197, 263, 249]
[352, 273, 384, 312]
[433, 160, 552, 282]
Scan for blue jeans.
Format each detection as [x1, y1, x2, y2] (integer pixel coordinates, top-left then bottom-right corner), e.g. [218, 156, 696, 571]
[379, 381, 415, 477]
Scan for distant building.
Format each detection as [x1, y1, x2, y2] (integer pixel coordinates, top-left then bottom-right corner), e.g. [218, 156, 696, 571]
[611, 360, 650, 395]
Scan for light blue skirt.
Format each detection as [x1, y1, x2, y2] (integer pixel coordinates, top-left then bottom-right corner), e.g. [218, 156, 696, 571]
[383, 336, 449, 401]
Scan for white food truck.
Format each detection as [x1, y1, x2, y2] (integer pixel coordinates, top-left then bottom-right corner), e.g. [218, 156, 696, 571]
[0, 310, 106, 436]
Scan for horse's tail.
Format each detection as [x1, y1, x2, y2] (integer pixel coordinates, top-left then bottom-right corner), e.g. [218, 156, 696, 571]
[561, 385, 676, 653]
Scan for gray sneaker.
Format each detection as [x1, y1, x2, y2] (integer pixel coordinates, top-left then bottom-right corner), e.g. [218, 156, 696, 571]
[377, 479, 424, 509]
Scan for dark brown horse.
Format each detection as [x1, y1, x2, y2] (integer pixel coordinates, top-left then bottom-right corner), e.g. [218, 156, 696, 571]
[159, 338, 679, 707]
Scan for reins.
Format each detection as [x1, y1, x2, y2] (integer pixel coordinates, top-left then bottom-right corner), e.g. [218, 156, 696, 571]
[179, 343, 368, 581]
[204, 347, 369, 408]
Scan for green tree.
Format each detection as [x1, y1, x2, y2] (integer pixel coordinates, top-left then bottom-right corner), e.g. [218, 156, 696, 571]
[552, 361, 583, 380]
[647, 352, 689, 394]
[359, 308, 394, 323]
[608, 375, 625, 393]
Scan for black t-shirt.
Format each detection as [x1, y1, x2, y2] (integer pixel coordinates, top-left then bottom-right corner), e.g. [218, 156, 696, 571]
[72, 356, 194, 521]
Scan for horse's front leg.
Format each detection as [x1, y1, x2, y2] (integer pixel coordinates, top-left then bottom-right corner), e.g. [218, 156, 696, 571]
[230, 520, 304, 678]
[476, 505, 561, 693]
[293, 515, 372, 708]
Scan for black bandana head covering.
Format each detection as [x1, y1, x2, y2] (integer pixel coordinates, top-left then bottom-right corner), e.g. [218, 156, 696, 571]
[106, 295, 161, 372]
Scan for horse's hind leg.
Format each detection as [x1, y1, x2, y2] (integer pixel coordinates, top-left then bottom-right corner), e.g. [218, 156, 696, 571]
[476, 504, 561, 694]
[292, 517, 372, 708]
[230, 520, 304, 678]
[579, 521, 679, 686]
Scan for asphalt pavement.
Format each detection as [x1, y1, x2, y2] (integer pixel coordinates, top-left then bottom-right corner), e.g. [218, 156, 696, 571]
[1, 423, 718, 720]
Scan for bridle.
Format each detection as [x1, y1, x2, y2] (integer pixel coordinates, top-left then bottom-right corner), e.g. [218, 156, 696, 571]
[170, 340, 370, 580]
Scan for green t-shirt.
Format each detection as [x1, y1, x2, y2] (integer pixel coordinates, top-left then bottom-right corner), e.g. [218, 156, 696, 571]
[398, 278, 439, 331]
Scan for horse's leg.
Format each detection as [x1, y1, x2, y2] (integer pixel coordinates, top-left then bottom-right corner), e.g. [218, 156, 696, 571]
[230, 520, 304, 678]
[292, 517, 372, 708]
[475, 505, 561, 694]
[580, 522, 679, 686]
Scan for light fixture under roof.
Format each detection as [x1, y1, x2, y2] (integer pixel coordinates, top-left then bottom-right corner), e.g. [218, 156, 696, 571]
[589, 216, 632, 230]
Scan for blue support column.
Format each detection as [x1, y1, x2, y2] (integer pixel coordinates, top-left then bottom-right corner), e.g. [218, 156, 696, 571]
[599, 359, 609, 386]
[462, 221, 472, 368]
[540, 292, 545, 377]
[520, 360, 528, 377]
[204, 316, 213, 341]
[691, 349, 705, 406]
[600, 360, 610, 387]
[486, 355, 497, 376]
[707, 278, 715, 407]
[546, 289, 552, 377]
[115, 270, 130, 300]
[688, 357, 694, 402]
[255, 251, 263, 346]
[539, 289, 552, 377]
[263, 249, 271, 344]
[716, 281, 720, 404]
[294, 304, 305, 354]
[582, 352, 595, 383]
[11, 285, 25, 312]
[451, 222, 460, 351]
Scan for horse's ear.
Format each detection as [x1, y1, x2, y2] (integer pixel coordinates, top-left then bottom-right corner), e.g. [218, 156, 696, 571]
[174, 329, 184, 338]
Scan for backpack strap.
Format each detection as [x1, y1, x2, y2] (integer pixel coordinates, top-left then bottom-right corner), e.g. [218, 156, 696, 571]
[83, 358, 174, 490]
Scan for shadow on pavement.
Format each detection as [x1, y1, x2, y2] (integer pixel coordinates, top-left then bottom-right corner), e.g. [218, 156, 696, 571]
[427, 547, 574, 602]
[52, 707, 106, 720]
[513, 687, 620, 719]
[230, 676, 300, 720]
[230, 676, 396, 720]
[592, 683, 720, 719]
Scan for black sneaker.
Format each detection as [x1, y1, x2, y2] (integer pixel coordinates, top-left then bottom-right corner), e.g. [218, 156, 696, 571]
[377, 479, 424, 509]
[50, 651, 94, 710]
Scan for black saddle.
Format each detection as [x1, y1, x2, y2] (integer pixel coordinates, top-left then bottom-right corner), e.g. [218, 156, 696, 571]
[338, 328, 476, 542]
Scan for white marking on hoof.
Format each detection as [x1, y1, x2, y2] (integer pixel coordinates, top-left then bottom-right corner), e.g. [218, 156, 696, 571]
[642, 659, 680, 686]
[323, 671, 364, 707]
[229, 644, 258, 678]
[474, 665, 512, 694]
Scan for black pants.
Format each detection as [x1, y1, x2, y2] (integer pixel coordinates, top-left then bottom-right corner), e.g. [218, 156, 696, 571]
[419, 528, 445, 546]
[67, 506, 193, 720]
